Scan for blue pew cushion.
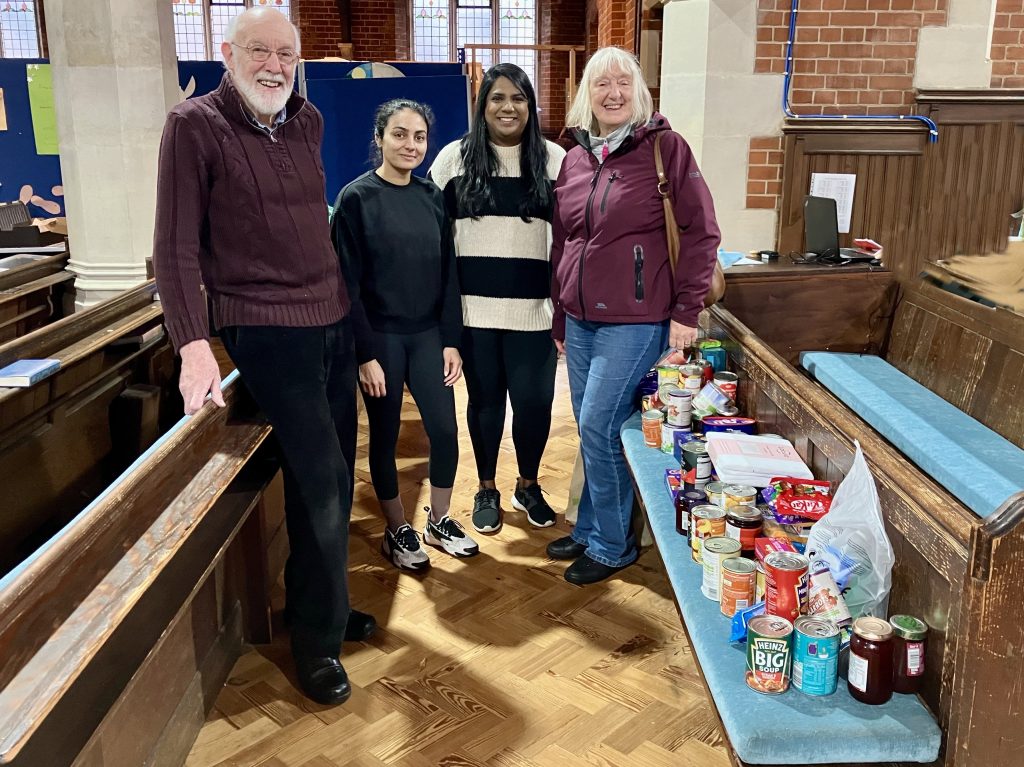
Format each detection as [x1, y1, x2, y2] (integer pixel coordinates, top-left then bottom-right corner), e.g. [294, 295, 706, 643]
[800, 352, 1024, 519]
[622, 412, 942, 765]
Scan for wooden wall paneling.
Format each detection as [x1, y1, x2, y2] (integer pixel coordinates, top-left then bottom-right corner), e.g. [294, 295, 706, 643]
[777, 121, 925, 281]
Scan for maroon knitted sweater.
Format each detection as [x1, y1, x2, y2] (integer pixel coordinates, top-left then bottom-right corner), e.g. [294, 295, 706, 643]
[153, 74, 349, 351]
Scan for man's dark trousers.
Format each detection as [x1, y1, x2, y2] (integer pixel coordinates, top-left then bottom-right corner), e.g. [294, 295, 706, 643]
[221, 319, 357, 657]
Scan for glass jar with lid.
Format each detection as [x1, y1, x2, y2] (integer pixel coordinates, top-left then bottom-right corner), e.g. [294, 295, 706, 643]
[848, 616, 894, 705]
[890, 615, 928, 694]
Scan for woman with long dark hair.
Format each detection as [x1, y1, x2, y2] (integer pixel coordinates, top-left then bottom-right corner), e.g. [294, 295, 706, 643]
[331, 98, 479, 571]
[429, 64, 566, 535]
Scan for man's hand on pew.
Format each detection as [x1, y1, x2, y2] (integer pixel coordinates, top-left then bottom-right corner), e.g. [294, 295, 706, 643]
[179, 339, 226, 415]
[669, 320, 698, 350]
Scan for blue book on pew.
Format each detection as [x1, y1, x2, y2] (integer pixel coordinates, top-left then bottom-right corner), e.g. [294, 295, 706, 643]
[0, 358, 60, 387]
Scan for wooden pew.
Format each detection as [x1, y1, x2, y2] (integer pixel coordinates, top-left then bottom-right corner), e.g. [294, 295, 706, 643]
[0, 251, 72, 343]
[0, 371, 279, 767]
[0, 280, 177, 574]
[701, 271, 1024, 767]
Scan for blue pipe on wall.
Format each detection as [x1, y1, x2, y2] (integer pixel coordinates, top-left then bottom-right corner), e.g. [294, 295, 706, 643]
[782, 0, 939, 143]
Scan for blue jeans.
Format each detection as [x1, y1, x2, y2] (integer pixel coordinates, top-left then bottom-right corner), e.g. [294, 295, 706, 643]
[566, 317, 668, 567]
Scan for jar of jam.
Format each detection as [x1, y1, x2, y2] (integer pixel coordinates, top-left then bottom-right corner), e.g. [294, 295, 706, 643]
[725, 506, 763, 558]
[890, 615, 928, 694]
[676, 489, 707, 539]
[848, 617, 894, 705]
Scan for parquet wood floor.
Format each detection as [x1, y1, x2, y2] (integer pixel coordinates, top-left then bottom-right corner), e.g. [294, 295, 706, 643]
[185, 358, 729, 767]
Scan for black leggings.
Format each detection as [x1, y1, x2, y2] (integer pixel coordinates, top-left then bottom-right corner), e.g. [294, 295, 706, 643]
[461, 327, 556, 482]
[363, 327, 459, 500]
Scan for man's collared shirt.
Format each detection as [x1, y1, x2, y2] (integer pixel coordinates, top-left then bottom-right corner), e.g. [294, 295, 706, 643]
[243, 105, 287, 137]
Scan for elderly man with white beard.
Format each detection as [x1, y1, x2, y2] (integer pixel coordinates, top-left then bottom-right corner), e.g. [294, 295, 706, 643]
[152, 6, 374, 706]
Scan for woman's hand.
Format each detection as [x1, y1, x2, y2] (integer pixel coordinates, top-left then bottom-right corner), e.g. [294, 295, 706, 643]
[669, 320, 698, 350]
[359, 360, 386, 397]
[442, 347, 463, 385]
[554, 339, 566, 357]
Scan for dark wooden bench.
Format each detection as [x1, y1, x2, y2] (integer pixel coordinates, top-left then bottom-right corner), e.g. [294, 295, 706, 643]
[0, 251, 72, 343]
[0, 371, 281, 767]
[690, 269, 1024, 766]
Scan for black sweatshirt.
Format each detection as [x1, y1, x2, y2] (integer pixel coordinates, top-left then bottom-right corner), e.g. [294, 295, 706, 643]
[331, 171, 462, 363]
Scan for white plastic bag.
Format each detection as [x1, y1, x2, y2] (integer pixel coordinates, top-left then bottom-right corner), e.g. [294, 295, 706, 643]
[804, 442, 895, 619]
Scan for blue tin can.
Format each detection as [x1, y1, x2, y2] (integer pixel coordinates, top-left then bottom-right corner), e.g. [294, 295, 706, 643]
[698, 343, 727, 372]
[792, 616, 840, 696]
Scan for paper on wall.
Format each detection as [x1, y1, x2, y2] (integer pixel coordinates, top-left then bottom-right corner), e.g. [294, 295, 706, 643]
[810, 172, 856, 233]
[0, 88, 7, 131]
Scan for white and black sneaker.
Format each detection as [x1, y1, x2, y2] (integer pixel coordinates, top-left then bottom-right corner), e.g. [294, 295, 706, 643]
[472, 488, 503, 533]
[512, 483, 558, 528]
[424, 509, 480, 558]
[382, 523, 431, 571]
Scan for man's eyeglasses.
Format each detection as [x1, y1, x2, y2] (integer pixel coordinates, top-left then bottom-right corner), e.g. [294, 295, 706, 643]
[230, 42, 298, 66]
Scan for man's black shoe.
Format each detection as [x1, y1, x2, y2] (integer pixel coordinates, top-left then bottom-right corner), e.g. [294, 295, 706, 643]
[546, 535, 587, 560]
[293, 654, 352, 705]
[344, 609, 377, 642]
[564, 553, 632, 585]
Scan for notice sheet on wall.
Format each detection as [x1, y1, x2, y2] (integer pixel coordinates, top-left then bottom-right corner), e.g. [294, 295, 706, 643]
[810, 172, 856, 233]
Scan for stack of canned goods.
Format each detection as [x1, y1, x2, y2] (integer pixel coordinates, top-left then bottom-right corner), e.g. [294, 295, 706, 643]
[746, 615, 841, 696]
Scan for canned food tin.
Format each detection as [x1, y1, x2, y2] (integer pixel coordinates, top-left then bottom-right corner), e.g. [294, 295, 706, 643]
[714, 371, 739, 400]
[720, 557, 757, 617]
[682, 441, 712, 481]
[665, 388, 693, 426]
[671, 428, 695, 463]
[701, 537, 741, 601]
[699, 358, 715, 387]
[765, 551, 809, 621]
[807, 559, 852, 626]
[726, 506, 763, 557]
[723, 484, 758, 509]
[717, 405, 741, 417]
[705, 480, 728, 507]
[680, 363, 704, 394]
[657, 365, 681, 401]
[641, 409, 664, 448]
[756, 561, 766, 602]
[661, 423, 690, 454]
[691, 382, 732, 417]
[690, 505, 726, 564]
[699, 344, 727, 372]
[746, 615, 793, 694]
[792, 617, 840, 696]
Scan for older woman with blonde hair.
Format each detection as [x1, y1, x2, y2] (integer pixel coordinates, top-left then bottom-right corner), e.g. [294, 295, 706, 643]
[548, 46, 721, 585]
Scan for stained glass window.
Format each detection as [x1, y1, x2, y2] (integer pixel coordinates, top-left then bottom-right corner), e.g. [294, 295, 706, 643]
[0, 1, 41, 59]
[171, 0, 292, 62]
[413, 0, 536, 88]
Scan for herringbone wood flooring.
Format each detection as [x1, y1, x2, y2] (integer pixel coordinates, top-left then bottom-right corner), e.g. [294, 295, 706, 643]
[185, 358, 730, 767]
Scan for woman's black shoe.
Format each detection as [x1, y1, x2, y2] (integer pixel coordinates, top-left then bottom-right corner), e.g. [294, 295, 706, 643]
[344, 609, 377, 642]
[546, 535, 587, 560]
[293, 655, 352, 705]
[564, 553, 631, 585]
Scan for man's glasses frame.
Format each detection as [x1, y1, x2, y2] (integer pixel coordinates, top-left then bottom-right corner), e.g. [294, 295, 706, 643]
[230, 42, 298, 66]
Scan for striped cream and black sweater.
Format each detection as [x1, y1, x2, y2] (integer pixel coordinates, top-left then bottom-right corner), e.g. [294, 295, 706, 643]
[429, 140, 566, 331]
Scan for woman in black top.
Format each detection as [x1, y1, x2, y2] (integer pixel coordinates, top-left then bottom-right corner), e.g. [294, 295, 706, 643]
[331, 99, 479, 571]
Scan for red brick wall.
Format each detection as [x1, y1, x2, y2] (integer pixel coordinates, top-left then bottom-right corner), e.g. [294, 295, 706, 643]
[540, 0, 587, 134]
[991, 0, 1024, 88]
[595, 0, 635, 51]
[755, 0, 948, 115]
[746, 136, 784, 210]
[294, 0, 345, 59]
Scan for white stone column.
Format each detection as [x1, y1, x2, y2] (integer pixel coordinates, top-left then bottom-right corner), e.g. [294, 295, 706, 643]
[45, 0, 180, 308]
[916, 0, 996, 89]
[659, 0, 784, 252]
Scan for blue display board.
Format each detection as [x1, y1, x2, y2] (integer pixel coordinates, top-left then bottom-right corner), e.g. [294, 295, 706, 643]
[307, 74, 470, 202]
[0, 58, 469, 218]
[0, 59, 63, 215]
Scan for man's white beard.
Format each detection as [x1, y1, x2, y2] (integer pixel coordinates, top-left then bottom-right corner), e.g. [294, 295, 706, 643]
[232, 67, 292, 118]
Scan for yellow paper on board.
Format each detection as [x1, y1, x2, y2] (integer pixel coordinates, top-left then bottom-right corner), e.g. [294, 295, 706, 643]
[0, 89, 7, 131]
[26, 64, 58, 155]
